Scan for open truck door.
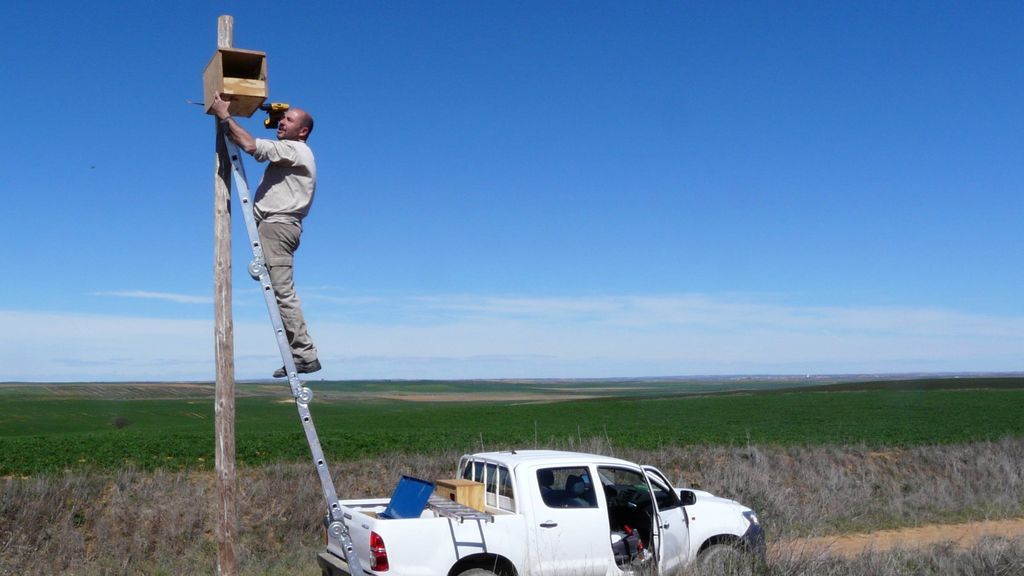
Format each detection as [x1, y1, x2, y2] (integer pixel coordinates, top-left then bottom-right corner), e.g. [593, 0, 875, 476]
[643, 465, 690, 574]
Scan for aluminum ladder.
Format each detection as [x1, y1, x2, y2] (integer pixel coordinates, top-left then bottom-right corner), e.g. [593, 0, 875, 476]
[222, 135, 365, 575]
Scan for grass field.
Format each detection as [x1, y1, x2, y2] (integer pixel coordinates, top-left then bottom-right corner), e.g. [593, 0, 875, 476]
[5, 439, 1024, 575]
[2, 376, 1022, 475]
[3, 376, 1024, 574]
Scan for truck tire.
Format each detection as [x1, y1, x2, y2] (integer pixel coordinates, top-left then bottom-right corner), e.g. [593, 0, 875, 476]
[698, 543, 754, 575]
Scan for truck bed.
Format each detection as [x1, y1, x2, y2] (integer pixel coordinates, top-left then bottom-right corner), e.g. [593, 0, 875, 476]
[326, 496, 524, 576]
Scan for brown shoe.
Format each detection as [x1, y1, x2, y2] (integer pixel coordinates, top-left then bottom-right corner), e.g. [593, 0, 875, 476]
[272, 359, 322, 378]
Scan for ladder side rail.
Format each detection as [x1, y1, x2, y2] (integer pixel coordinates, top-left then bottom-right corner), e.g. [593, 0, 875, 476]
[223, 137, 365, 575]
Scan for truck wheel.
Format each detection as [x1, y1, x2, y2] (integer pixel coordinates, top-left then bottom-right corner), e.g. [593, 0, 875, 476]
[699, 543, 754, 575]
[457, 570, 498, 576]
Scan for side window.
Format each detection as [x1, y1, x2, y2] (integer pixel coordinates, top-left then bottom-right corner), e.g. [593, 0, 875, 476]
[537, 466, 597, 508]
[646, 474, 682, 510]
[598, 467, 651, 508]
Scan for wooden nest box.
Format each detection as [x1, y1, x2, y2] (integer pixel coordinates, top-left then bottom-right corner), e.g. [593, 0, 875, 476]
[203, 48, 267, 117]
[435, 479, 485, 512]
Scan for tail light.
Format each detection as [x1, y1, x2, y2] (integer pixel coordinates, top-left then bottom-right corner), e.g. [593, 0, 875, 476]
[370, 531, 389, 571]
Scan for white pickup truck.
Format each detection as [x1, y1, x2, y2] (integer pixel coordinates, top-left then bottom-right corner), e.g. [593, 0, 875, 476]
[317, 449, 764, 576]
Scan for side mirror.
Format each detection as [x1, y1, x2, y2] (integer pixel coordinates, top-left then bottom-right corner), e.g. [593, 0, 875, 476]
[679, 490, 697, 506]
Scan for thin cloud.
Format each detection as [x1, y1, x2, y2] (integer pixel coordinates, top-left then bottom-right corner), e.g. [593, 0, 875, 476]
[337, 294, 1024, 338]
[2, 293, 1021, 381]
[95, 291, 212, 305]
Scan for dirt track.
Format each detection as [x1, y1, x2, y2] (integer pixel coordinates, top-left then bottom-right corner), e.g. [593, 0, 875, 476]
[777, 518, 1024, 558]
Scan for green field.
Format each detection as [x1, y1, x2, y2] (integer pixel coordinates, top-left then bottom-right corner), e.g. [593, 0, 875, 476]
[2, 376, 1022, 475]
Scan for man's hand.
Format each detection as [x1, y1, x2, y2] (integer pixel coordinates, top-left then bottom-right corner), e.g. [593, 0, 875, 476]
[211, 92, 232, 120]
[212, 92, 257, 154]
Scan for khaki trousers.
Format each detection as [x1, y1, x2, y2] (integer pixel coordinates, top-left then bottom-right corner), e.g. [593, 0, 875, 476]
[258, 221, 317, 364]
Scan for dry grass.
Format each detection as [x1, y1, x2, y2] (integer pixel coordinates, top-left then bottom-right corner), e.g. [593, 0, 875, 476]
[3, 438, 1023, 575]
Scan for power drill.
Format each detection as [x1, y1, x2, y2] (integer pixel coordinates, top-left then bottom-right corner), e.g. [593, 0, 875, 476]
[261, 102, 290, 129]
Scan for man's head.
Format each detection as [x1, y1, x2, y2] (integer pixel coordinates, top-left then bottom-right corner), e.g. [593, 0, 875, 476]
[277, 108, 314, 142]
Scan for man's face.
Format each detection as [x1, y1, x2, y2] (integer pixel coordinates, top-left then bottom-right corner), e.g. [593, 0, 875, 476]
[277, 110, 309, 141]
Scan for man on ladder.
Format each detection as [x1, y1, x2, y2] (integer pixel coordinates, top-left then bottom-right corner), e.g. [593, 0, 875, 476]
[211, 92, 322, 378]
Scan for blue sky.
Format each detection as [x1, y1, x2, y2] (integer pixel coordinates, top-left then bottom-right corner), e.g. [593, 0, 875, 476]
[2, 1, 1021, 382]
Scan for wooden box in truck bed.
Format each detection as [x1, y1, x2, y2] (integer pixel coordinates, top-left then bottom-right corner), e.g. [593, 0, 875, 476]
[435, 478, 485, 512]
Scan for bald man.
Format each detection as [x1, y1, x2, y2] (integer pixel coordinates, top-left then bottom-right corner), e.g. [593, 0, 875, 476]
[211, 93, 322, 378]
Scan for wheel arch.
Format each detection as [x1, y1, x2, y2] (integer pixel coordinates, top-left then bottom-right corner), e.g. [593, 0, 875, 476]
[447, 553, 518, 576]
[697, 533, 745, 555]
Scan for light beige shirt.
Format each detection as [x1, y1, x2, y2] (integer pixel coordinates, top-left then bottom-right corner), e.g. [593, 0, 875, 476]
[252, 139, 317, 224]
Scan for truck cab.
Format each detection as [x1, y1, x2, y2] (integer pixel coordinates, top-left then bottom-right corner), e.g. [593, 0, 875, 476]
[459, 451, 705, 574]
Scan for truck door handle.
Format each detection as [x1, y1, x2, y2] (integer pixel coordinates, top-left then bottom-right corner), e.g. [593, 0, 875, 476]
[540, 521, 558, 528]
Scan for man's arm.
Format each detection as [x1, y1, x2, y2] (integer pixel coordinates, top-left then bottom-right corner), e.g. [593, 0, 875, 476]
[210, 92, 257, 155]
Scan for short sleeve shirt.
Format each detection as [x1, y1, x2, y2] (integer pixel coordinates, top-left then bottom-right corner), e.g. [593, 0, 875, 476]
[252, 139, 317, 224]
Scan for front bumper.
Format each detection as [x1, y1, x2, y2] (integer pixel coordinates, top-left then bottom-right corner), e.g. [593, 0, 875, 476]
[741, 521, 766, 558]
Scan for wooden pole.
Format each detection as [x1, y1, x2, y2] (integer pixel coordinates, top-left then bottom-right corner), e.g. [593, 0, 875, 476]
[213, 14, 238, 576]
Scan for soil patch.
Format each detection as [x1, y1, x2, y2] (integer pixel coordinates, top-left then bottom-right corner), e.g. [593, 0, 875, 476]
[777, 518, 1024, 558]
